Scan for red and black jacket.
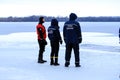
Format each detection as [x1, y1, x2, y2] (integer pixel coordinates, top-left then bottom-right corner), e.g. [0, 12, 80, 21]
[36, 24, 47, 40]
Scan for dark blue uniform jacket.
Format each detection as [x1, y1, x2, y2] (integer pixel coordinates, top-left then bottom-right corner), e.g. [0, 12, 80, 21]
[48, 26, 62, 42]
[63, 14, 82, 44]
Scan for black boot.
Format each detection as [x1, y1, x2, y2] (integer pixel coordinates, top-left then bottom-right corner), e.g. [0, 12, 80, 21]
[54, 57, 60, 66]
[50, 57, 54, 65]
[38, 52, 47, 63]
[65, 61, 70, 67]
[54, 63, 60, 66]
[75, 62, 81, 67]
[42, 60, 47, 62]
[38, 56, 43, 63]
[38, 60, 45, 63]
[38, 59, 47, 63]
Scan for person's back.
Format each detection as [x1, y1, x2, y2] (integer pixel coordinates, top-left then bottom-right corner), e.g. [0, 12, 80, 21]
[64, 20, 82, 44]
[63, 13, 82, 67]
[48, 25, 61, 42]
[48, 19, 62, 66]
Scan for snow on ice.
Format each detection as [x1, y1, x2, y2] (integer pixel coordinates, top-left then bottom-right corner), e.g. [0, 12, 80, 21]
[0, 32, 120, 80]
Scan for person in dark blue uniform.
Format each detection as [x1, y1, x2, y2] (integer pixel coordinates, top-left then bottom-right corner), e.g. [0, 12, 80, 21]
[48, 19, 62, 66]
[63, 13, 82, 67]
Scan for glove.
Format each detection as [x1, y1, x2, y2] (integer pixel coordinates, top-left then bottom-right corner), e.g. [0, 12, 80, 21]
[43, 39, 47, 45]
[78, 38, 82, 43]
[41, 39, 47, 45]
[59, 40, 63, 44]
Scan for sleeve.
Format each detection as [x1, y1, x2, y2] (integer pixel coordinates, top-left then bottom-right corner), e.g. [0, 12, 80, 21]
[119, 28, 120, 38]
[38, 28, 43, 39]
[57, 29, 62, 41]
[76, 22, 82, 43]
[63, 24, 66, 41]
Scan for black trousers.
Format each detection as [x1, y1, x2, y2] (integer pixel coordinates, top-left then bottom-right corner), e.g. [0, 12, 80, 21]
[50, 41, 59, 62]
[38, 40, 45, 61]
[65, 43, 80, 63]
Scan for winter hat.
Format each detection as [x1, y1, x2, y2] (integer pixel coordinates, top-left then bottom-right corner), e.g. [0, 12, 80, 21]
[69, 13, 77, 20]
[39, 17, 44, 24]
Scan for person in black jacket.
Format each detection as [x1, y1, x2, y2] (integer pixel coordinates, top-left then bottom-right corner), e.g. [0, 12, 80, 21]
[48, 19, 62, 66]
[63, 13, 82, 67]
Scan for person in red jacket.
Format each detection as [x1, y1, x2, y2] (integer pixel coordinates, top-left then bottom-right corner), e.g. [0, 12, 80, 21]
[36, 17, 47, 63]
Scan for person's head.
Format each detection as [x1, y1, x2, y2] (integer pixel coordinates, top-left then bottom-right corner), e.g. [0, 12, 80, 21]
[39, 17, 45, 24]
[51, 18, 58, 26]
[69, 13, 77, 21]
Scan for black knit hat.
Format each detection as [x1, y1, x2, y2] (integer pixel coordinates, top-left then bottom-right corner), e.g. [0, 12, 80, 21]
[39, 17, 44, 24]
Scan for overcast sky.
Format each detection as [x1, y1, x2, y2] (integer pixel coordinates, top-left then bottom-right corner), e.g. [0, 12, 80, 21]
[0, 0, 120, 17]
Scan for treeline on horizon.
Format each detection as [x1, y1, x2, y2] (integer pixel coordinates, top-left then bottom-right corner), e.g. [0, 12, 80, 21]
[0, 15, 120, 22]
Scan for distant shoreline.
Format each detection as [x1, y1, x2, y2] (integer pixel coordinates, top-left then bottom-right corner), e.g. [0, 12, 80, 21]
[0, 15, 120, 22]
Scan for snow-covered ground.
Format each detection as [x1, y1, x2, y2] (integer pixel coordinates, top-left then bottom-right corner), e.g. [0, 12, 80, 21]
[0, 32, 120, 80]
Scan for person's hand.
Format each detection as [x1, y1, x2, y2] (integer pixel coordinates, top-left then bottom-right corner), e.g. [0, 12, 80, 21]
[41, 39, 47, 45]
[78, 38, 82, 43]
[44, 39, 47, 45]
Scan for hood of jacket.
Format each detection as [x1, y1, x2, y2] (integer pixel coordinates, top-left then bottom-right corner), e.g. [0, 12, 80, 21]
[69, 13, 77, 20]
[51, 19, 58, 26]
[50, 18, 59, 29]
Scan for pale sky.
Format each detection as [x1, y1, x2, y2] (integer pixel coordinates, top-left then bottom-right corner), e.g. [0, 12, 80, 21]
[0, 0, 120, 17]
